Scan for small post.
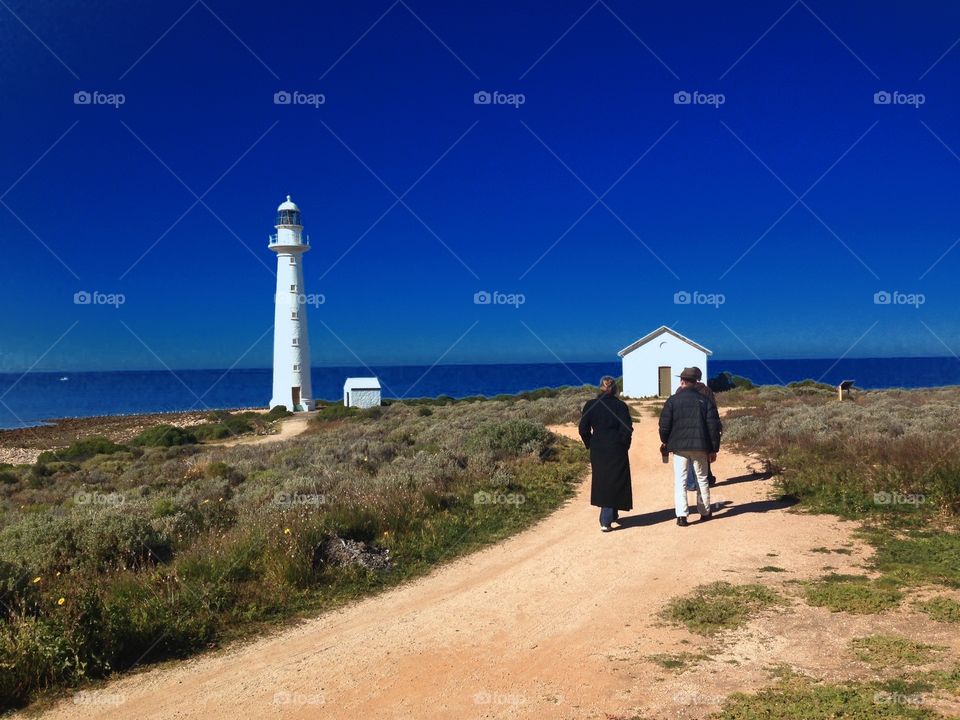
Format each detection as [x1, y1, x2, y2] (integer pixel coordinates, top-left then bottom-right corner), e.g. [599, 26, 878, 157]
[838, 380, 854, 401]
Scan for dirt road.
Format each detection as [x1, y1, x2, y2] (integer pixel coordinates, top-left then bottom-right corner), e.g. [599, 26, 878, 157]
[31, 403, 876, 719]
[216, 414, 312, 447]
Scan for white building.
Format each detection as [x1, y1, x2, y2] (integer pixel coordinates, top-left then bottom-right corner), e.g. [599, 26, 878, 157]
[343, 377, 382, 408]
[268, 196, 315, 412]
[618, 326, 712, 398]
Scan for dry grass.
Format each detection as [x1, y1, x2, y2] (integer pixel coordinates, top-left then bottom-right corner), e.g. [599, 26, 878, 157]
[0, 389, 591, 709]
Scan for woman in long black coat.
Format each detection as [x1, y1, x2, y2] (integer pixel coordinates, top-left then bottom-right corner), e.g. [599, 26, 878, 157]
[578, 376, 633, 531]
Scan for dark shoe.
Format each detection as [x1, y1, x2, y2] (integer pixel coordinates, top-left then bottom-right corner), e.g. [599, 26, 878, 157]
[700, 511, 713, 522]
[676, 517, 689, 527]
[708, 475, 717, 487]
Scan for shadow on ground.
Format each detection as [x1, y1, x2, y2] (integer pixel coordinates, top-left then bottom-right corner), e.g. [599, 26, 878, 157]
[716, 470, 775, 487]
[613, 495, 798, 529]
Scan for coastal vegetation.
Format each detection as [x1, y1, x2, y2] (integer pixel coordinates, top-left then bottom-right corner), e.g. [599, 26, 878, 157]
[0, 389, 588, 709]
[703, 383, 960, 717]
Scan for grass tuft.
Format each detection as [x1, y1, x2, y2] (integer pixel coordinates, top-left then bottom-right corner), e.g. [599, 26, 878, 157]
[914, 597, 960, 624]
[660, 582, 781, 635]
[803, 574, 903, 615]
[715, 676, 936, 719]
[851, 635, 944, 669]
[647, 651, 708, 671]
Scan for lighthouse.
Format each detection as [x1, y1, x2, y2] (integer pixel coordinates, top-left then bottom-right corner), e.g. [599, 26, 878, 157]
[268, 195, 314, 412]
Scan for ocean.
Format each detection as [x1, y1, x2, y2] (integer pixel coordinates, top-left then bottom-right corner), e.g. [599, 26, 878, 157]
[0, 357, 958, 429]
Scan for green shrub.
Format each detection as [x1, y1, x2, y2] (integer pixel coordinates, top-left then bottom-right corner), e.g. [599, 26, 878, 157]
[36, 437, 126, 464]
[75, 512, 172, 571]
[192, 424, 232, 441]
[265, 405, 293, 420]
[788, 378, 835, 393]
[131, 425, 197, 448]
[0, 514, 81, 575]
[313, 404, 359, 422]
[0, 559, 38, 617]
[188, 413, 255, 441]
[467, 419, 551, 457]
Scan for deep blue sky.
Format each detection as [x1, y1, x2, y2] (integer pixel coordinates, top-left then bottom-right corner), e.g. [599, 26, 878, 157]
[1, 0, 959, 371]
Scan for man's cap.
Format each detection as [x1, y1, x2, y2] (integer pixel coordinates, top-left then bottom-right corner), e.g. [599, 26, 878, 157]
[678, 367, 699, 381]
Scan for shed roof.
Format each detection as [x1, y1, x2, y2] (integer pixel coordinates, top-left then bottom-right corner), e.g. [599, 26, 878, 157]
[617, 325, 713, 357]
[343, 377, 381, 390]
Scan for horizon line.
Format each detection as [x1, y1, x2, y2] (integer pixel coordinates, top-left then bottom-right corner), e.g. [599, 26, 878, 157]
[1, 354, 957, 376]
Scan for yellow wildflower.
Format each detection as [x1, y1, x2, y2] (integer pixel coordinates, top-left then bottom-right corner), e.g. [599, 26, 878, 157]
[32, 576, 41, 584]
[283, 528, 291, 535]
[57, 597, 66, 606]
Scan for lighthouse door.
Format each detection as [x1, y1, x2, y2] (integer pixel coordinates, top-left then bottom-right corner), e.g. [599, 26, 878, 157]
[291, 386, 301, 409]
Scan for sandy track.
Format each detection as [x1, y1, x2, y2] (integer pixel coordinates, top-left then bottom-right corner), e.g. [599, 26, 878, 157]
[216, 414, 312, 447]
[30, 403, 870, 719]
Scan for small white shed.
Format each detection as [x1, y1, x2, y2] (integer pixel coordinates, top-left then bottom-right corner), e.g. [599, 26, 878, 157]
[343, 377, 382, 408]
[618, 326, 712, 399]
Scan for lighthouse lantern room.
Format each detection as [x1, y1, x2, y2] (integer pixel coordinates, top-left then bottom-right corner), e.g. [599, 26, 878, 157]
[269, 195, 314, 412]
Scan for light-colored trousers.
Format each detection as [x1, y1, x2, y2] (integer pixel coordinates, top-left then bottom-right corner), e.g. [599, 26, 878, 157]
[674, 450, 710, 518]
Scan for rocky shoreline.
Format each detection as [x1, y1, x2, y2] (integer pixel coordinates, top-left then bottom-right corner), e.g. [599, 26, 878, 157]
[0, 409, 258, 465]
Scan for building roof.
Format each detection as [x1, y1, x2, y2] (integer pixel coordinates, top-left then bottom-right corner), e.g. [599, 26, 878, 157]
[343, 377, 381, 390]
[277, 195, 299, 212]
[617, 325, 713, 357]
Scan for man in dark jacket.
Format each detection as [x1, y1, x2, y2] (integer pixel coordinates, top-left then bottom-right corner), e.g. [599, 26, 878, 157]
[682, 367, 720, 490]
[579, 376, 633, 532]
[659, 367, 722, 526]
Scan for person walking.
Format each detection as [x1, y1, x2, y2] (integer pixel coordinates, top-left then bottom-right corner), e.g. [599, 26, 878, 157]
[681, 367, 720, 496]
[579, 376, 633, 532]
[659, 368, 721, 526]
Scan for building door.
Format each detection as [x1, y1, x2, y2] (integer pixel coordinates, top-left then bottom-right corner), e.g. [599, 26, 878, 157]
[291, 386, 301, 409]
[658, 367, 671, 398]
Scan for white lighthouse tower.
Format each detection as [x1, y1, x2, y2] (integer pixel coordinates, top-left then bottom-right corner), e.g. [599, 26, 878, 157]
[269, 195, 314, 412]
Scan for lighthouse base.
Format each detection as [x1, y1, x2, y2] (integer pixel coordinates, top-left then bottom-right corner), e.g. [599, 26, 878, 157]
[269, 396, 315, 413]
